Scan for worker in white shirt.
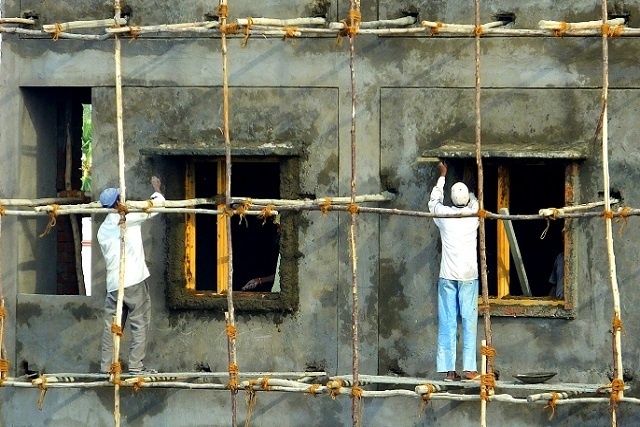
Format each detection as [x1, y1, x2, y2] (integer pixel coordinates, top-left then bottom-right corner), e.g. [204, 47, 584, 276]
[428, 162, 480, 382]
[97, 176, 164, 375]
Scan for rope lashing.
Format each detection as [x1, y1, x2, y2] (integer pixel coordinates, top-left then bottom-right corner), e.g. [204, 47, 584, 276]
[143, 199, 154, 212]
[351, 386, 364, 398]
[129, 26, 140, 40]
[221, 23, 240, 35]
[111, 323, 124, 337]
[601, 209, 614, 219]
[477, 209, 488, 219]
[244, 380, 258, 427]
[39, 204, 60, 238]
[616, 206, 632, 237]
[133, 376, 145, 391]
[116, 203, 129, 226]
[305, 383, 321, 396]
[260, 376, 272, 391]
[36, 375, 48, 411]
[225, 323, 237, 340]
[418, 383, 435, 416]
[338, 9, 362, 39]
[602, 24, 624, 37]
[109, 362, 122, 375]
[347, 203, 360, 214]
[0, 206, 5, 216]
[474, 25, 484, 36]
[610, 378, 625, 408]
[320, 197, 332, 215]
[328, 378, 343, 399]
[480, 373, 496, 401]
[282, 26, 298, 42]
[430, 22, 444, 36]
[241, 17, 253, 47]
[228, 363, 239, 390]
[544, 392, 560, 420]
[52, 23, 63, 40]
[224, 207, 235, 218]
[0, 306, 5, 318]
[553, 21, 569, 37]
[258, 205, 275, 224]
[612, 316, 623, 334]
[481, 345, 497, 364]
[0, 359, 9, 385]
[235, 199, 252, 225]
[216, 5, 229, 19]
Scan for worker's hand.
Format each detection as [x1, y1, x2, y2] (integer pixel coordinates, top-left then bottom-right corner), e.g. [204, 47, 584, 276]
[151, 176, 162, 193]
[242, 278, 260, 291]
[438, 162, 447, 177]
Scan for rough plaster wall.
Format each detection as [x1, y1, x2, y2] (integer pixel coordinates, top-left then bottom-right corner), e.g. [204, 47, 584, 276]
[3, 0, 640, 425]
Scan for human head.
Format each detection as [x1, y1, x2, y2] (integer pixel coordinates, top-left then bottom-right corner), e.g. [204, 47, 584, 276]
[99, 188, 120, 208]
[451, 182, 470, 207]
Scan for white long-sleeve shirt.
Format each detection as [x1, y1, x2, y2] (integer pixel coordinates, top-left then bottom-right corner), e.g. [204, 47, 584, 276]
[428, 176, 479, 280]
[97, 192, 165, 293]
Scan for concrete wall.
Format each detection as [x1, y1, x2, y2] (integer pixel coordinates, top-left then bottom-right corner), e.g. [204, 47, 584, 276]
[3, 0, 640, 426]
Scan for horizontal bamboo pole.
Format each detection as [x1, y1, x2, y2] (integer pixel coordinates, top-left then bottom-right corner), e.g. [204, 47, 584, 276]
[0, 18, 36, 25]
[107, 21, 220, 35]
[329, 16, 416, 29]
[237, 17, 326, 27]
[0, 197, 84, 206]
[539, 198, 618, 217]
[421, 20, 506, 33]
[538, 18, 625, 30]
[0, 27, 113, 40]
[43, 18, 128, 33]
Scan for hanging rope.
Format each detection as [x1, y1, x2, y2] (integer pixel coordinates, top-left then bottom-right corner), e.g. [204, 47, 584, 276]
[418, 383, 435, 416]
[36, 375, 48, 411]
[544, 392, 560, 420]
[38, 204, 60, 237]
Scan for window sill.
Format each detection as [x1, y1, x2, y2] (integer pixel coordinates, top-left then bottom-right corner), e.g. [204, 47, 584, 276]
[166, 287, 296, 312]
[480, 297, 574, 319]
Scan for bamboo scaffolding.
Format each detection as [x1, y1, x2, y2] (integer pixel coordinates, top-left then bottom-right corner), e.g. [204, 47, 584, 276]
[421, 20, 506, 33]
[106, 21, 220, 35]
[538, 18, 625, 31]
[0, 18, 36, 25]
[329, 16, 416, 29]
[237, 17, 326, 27]
[42, 18, 127, 33]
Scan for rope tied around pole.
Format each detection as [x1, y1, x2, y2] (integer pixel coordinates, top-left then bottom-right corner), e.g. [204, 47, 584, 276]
[0, 359, 8, 385]
[258, 205, 276, 224]
[305, 383, 321, 396]
[481, 345, 497, 363]
[109, 362, 122, 375]
[241, 17, 253, 47]
[430, 22, 444, 36]
[260, 376, 272, 391]
[480, 373, 496, 401]
[601, 24, 624, 37]
[36, 374, 48, 411]
[320, 197, 332, 215]
[133, 376, 145, 391]
[477, 209, 488, 219]
[38, 204, 60, 238]
[282, 26, 298, 42]
[0, 206, 5, 216]
[0, 306, 6, 318]
[142, 199, 154, 212]
[221, 23, 240, 35]
[216, 5, 229, 19]
[228, 363, 239, 390]
[52, 23, 63, 40]
[601, 209, 614, 219]
[347, 203, 360, 214]
[544, 392, 560, 420]
[553, 22, 569, 37]
[111, 323, 124, 337]
[615, 206, 632, 236]
[329, 378, 343, 399]
[418, 383, 435, 416]
[235, 199, 252, 225]
[351, 386, 364, 398]
[612, 315, 623, 334]
[225, 323, 237, 340]
[474, 25, 484, 36]
[129, 26, 141, 40]
[244, 380, 258, 427]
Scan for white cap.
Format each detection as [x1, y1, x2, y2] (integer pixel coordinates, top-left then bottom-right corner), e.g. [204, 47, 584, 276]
[451, 182, 470, 207]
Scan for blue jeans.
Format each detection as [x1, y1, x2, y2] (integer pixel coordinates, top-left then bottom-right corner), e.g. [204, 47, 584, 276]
[436, 278, 478, 372]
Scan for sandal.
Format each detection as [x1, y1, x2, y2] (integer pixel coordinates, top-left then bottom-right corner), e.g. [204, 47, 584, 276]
[463, 371, 481, 381]
[444, 371, 461, 382]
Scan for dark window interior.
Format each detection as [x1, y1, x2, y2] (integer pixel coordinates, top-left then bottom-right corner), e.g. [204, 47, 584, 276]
[194, 161, 281, 292]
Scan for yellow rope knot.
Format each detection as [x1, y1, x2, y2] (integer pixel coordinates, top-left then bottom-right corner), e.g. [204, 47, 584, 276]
[216, 5, 229, 19]
[282, 26, 298, 41]
[544, 392, 560, 420]
[553, 21, 569, 37]
[430, 22, 444, 36]
[221, 23, 240, 35]
[228, 363, 239, 390]
[109, 362, 122, 375]
[226, 323, 237, 340]
[474, 25, 484, 36]
[224, 207, 235, 217]
[0, 205, 5, 216]
[347, 203, 360, 214]
[418, 383, 435, 416]
[261, 376, 272, 391]
[351, 386, 364, 398]
[320, 197, 332, 215]
[0, 306, 6, 318]
[235, 199, 252, 225]
[258, 205, 275, 224]
[477, 209, 488, 219]
[241, 17, 254, 47]
[36, 375, 48, 411]
[52, 23, 63, 40]
[328, 379, 343, 400]
[133, 376, 145, 391]
[39, 204, 60, 238]
[0, 359, 9, 374]
[481, 346, 497, 364]
[129, 26, 141, 40]
[305, 383, 321, 396]
[111, 323, 124, 337]
[601, 209, 614, 219]
[612, 316, 623, 333]
[610, 378, 625, 406]
[615, 206, 632, 236]
[143, 199, 154, 212]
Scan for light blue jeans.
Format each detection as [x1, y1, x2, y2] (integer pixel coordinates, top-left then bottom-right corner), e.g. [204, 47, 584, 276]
[436, 278, 478, 372]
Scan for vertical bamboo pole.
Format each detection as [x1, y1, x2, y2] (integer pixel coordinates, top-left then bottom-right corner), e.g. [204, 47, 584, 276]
[112, 1, 126, 426]
[0, 215, 6, 381]
[218, 1, 238, 425]
[600, 2, 623, 425]
[474, 0, 493, 425]
[347, 2, 362, 426]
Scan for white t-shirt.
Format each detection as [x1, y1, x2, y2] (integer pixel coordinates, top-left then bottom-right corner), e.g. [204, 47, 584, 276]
[428, 177, 479, 280]
[97, 192, 164, 293]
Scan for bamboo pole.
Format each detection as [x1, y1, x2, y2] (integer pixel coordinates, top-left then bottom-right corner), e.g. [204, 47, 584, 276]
[42, 18, 128, 33]
[112, 2, 126, 426]
[106, 21, 220, 35]
[600, 3, 624, 426]
[237, 17, 326, 27]
[345, 2, 362, 426]
[538, 18, 624, 30]
[218, 1, 239, 426]
[329, 16, 415, 29]
[421, 20, 506, 33]
[0, 18, 36, 25]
